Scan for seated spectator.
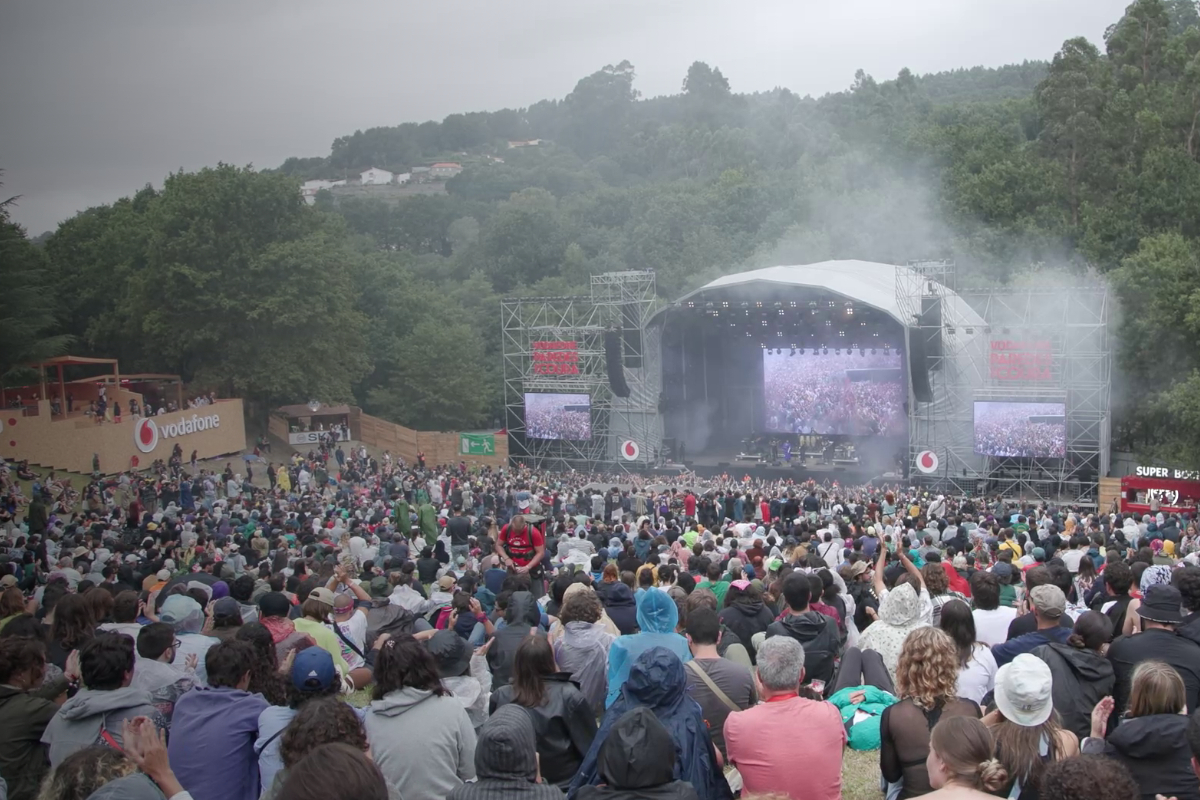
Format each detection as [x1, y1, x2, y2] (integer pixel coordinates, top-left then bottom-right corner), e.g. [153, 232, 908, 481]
[765, 571, 841, 688]
[448, 704, 565, 800]
[939, 599, 997, 705]
[428, 629, 492, 730]
[291, 588, 351, 679]
[1083, 660, 1200, 800]
[716, 580, 774, 663]
[572, 647, 729, 800]
[681, 608, 756, 759]
[574, 708, 700, 800]
[42, 632, 162, 767]
[879, 627, 981, 798]
[488, 591, 545, 688]
[0, 637, 62, 800]
[261, 698, 399, 800]
[278, 742, 391, 800]
[257, 591, 316, 664]
[604, 588, 692, 708]
[167, 639, 270, 800]
[364, 636, 477, 800]
[256, 647, 345, 795]
[969, 571, 1016, 647]
[985, 653, 1078, 798]
[1038, 754, 1143, 800]
[158, 595, 219, 685]
[131, 622, 197, 727]
[31, 746, 139, 800]
[1030, 610, 1114, 741]
[924, 716, 1010, 799]
[490, 635, 596, 789]
[724, 636, 844, 800]
[551, 587, 616, 714]
[991, 585, 1072, 667]
[235, 622, 290, 706]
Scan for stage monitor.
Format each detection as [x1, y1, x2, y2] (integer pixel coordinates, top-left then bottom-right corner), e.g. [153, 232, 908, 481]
[973, 401, 1066, 458]
[523, 393, 592, 440]
[763, 350, 906, 436]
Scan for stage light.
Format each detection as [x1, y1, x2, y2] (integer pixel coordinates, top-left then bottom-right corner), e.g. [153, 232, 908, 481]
[873, 331, 880, 337]
[825, 320, 832, 327]
[687, 301, 695, 308]
[834, 348, 841, 355]
[777, 309, 785, 316]
[755, 301, 763, 308]
[746, 331, 752, 337]
[838, 330, 846, 338]
[789, 301, 797, 308]
[761, 320, 768, 326]
[846, 308, 854, 317]
[828, 301, 836, 308]
[776, 331, 783, 337]
[860, 321, 867, 327]
[712, 311, 720, 318]
[722, 301, 729, 308]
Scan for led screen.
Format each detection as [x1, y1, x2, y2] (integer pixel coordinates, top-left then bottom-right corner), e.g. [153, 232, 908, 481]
[973, 401, 1066, 458]
[763, 351, 906, 436]
[524, 393, 592, 440]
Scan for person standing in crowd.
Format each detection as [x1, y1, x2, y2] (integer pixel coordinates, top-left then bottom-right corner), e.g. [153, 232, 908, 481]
[724, 636, 845, 800]
[682, 608, 756, 760]
[167, 639, 270, 800]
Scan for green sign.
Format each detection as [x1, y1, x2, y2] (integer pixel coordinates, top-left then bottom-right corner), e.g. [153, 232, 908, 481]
[459, 433, 495, 456]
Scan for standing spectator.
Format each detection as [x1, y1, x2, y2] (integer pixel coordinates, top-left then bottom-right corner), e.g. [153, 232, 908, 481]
[682, 608, 756, 759]
[167, 639, 269, 800]
[725, 636, 845, 800]
[364, 636, 477, 800]
[42, 633, 161, 767]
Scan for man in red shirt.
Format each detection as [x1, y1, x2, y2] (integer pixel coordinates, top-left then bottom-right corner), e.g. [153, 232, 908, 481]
[724, 636, 846, 800]
[495, 514, 546, 590]
[684, 490, 697, 519]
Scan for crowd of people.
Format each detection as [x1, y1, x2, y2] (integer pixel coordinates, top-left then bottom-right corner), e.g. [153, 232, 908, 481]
[4, 443, 1200, 800]
[763, 352, 906, 437]
[524, 396, 592, 441]
[972, 403, 1067, 459]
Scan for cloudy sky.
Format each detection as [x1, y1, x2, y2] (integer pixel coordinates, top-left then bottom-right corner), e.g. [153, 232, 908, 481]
[2, 0, 1129, 235]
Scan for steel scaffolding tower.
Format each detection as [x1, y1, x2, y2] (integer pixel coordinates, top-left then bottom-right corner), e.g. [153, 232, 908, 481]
[501, 271, 662, 470]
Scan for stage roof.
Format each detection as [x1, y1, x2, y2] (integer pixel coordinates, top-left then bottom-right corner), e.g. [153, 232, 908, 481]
[663, 260, 985, 328]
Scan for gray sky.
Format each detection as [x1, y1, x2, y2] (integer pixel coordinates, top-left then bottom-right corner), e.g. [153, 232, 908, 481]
[1, 0, 1129, 235]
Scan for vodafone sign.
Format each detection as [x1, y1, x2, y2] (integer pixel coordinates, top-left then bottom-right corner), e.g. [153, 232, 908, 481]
[620, 440, 640, 461]
[915, 450, 939, 474]
[134, 414, 221, 453]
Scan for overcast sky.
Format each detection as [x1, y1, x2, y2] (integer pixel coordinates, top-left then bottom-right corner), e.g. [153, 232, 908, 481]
[1, 0, 1129, 235]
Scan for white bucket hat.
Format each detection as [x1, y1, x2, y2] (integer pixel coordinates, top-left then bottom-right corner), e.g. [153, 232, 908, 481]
[994, 653, 1054, 727]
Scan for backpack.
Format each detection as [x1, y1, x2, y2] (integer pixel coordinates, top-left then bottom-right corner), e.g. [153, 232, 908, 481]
[363, 603, 416, 651]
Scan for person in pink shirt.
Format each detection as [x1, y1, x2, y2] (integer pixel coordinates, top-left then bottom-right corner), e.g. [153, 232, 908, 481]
[723, 636, 845, 800]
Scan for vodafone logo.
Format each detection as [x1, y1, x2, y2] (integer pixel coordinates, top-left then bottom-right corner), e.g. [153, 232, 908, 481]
[134, 419, 159, 453]
[620, 440, 640, 461]
[134, 413, 220, 453]
[916, 450, 939, 474]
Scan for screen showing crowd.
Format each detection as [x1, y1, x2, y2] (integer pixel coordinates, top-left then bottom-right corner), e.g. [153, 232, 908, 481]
[763, 350, 906, 436]
[973, 401, 1067, 458]
[524, 392, 592, 440]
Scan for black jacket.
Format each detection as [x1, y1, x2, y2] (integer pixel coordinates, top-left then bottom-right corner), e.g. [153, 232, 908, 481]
[1108, 628, 1200, 717]
[449, 705, 565, 800]
[1030, 641, 1114, 740]
[765, 610, 840, 684]
[574, 707, 700, 800]
[602, 584, 639, 636]
[488, 592, 545, 688]
[1100, 714, 1200, 800]
[491, 673, 598, 788]
[717, 602, 775, 663]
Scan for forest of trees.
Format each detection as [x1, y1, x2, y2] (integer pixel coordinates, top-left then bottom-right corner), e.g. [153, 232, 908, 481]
[6, 0, 1200, 464]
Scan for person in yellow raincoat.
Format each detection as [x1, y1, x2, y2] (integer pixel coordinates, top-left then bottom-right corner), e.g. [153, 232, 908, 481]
[277, 464, 291, 492]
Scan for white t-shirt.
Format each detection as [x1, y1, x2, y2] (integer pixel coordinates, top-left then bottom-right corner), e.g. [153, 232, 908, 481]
[333, 611, 368, 671]
[955, 643, 998, 704]
[1060, 549, 1086, 574]
[972, 606, 1018, 647]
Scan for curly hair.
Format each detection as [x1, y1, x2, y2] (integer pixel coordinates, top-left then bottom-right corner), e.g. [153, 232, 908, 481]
[371, 634, 446, 700]
[36, 746, 136, 800]
[922, 563, 950, 595]
[235, 622, 289, 706]
[279, 697, 369, 768]
[1039, 755, 1140, 800]
[558, 589, 602, 625]
[896, 627, 960, 710]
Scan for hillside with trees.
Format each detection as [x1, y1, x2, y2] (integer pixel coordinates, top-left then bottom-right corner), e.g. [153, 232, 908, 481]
[8, 0, 1200, 464]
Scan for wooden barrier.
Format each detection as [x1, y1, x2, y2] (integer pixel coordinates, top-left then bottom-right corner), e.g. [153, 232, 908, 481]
[1098, 476, 1122, 513]
[352, 410, 507, 469]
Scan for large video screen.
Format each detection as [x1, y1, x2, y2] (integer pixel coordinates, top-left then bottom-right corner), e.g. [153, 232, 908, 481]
[763, 351, 906, 436]
[973, 401, 1066, 458]
[524, 393, 592, 440]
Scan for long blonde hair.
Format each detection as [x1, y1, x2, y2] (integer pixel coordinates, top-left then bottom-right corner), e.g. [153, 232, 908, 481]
[930, 716, 1009, 793]
[1129, 660, 1185, 717]
[895, 627, 959, 710]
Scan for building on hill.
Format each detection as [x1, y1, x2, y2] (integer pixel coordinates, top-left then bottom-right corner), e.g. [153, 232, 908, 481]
[429, 162, 463, 179]
[301, 179, 346, 197]
[507, 139, 543, 148]
[360, 167, 395, 185]
[395, 172, 411, 184]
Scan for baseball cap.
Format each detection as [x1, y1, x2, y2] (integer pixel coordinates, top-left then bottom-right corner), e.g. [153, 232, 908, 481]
[1139, 584, 1185, 625]
[994, 653, 1054, 726]
[0, 574, 17, 588]
[1030, 585, 1066, 619]
[729, 579, 751, 591]
[155, 569, 171, 581]
[437, 575, 456, 591]
[212, 596, 241, 621]
[307, 587, 336, 606]
[849, 561, 869, 577]
[291, 647, 336, 691]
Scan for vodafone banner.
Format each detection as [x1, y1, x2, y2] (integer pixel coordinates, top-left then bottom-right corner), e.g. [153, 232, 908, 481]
[135, 413, 221, 454]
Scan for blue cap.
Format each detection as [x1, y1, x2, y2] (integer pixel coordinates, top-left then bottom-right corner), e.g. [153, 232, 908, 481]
[291, 647, 336, 691]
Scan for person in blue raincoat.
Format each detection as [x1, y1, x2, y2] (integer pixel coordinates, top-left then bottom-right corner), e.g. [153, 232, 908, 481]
[570, 647, 730, 800]
[604, 588, 690, 708]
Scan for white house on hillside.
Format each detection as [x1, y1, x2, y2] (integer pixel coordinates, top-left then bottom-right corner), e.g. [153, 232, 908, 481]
[360, 167, 394, 185]
[395, 172, 411, 184]
[301, 178, 346, 196]
[507, 139, 543, 148]
[430, 162, 463, 179]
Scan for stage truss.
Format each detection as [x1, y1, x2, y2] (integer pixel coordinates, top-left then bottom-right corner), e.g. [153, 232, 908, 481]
[898, 263, 1110, 504]
[501, 271, 663, 470]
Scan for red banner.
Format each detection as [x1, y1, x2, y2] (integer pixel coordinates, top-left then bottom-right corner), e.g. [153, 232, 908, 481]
[989, 339, 1054, 381]
[532, 341, 580, 375]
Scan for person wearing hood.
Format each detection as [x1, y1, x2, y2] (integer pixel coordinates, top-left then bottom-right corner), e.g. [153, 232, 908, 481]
[42, 633, 164, 768]
[1084, 661, 1200, 800]
[488, 591, 545, 688]
[490, 636, 596, 789]
[716, 580, 774, 664]
[600, 581, 638, 636]
[858, 576, 928, 685]
[575, 708, 698, 800]
[765, 571, 841, 687]
[130, 623, 197, 728]
[157, 595, 218, 686]
[604, 588, 691, 708]
[428, 629, 493, 730]
[552, 587, 617, 714]
[447, 704, 564, 800]
[571, 648, 729, 800]
[1030, 610, 1115, 741]
[364, 635, 476, 800]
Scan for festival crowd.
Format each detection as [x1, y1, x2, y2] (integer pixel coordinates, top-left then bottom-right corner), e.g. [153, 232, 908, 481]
[4, 440, 1200, 800]
[972, 404, 1067, 460]
[763, 353, 906, 437]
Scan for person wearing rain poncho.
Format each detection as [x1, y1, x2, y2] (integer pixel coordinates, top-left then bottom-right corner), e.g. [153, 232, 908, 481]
[570, 648, 730, 800]
[604, 588, 691, 708]
[857, 581, 928, 686]
[157, 595, 219, 686]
